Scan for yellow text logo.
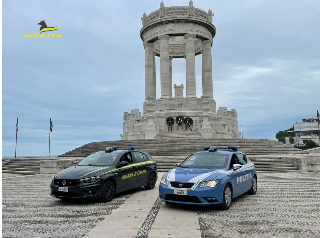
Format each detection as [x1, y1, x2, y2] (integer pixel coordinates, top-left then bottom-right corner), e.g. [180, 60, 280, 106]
[122, 169, 147, 180]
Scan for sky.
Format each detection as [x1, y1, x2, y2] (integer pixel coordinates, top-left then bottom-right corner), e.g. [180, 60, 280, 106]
[2, 0, 320, 157]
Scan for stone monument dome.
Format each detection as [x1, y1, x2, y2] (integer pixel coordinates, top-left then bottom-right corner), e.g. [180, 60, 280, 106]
[121, 1, 240, 140]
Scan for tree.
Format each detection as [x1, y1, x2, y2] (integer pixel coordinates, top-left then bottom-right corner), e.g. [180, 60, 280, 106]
[305, 140, 317, 149]
[276, 126, 294, 144]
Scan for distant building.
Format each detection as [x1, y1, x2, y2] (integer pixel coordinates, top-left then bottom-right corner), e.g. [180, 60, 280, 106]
[294, 118, 320, 145]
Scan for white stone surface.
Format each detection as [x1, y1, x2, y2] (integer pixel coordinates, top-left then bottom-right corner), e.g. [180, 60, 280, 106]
[159, 35, 170, 99]
[202, 40, 213, 98]
[174, 84, 184, 98]
[85, 175, 161, 238]
[169, 57, 173, 98]
[121, 98, 240, 140]
[185, 34, 196, 98]
[121, 2, 240, 140]
[144, 43, 156, 100]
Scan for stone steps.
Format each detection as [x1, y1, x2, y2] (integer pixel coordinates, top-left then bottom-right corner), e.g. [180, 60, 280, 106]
[2, 170, 36, 175]
[58, 138, 302, 173]
[155, 131, 203, 139]
[2, 158, 46, 175]
[60, 138, 307, 158]
[3, 139, 304, 174]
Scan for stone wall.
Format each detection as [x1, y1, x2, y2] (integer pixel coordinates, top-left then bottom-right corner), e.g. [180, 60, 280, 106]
[121, 97, 240, 140]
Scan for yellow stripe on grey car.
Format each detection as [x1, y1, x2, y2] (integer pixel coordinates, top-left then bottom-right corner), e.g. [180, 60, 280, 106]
[99, 161, 155, 177]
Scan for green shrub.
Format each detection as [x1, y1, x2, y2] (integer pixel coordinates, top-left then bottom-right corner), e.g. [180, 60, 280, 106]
[305, 140, 317, 149]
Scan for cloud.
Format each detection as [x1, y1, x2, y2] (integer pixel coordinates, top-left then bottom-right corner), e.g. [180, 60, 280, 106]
[2, 0, 320, 156]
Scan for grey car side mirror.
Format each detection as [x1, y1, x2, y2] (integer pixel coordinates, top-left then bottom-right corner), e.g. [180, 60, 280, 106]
[233, 164, 242, 170]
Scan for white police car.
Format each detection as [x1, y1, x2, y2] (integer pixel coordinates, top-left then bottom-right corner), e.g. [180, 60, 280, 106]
[159, 146, 257, 209]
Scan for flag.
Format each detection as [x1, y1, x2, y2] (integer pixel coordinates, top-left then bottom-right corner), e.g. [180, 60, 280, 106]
[16, 118, 18, 132]
[50, 118, 53, 132]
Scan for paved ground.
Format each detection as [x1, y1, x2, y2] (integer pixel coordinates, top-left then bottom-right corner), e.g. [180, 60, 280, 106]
[2, 172, 320, 238]
[2, 174, 133, 237]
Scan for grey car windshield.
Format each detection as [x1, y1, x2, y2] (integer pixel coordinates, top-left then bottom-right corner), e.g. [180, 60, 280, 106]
[78, 153, 119, 166]
[179, 154, 229, 168]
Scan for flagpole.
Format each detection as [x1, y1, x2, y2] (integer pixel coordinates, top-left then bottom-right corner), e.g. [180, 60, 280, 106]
[317, 110, 320, 146]
[15, 117, 18, 158]
[49, 118, 51, 157]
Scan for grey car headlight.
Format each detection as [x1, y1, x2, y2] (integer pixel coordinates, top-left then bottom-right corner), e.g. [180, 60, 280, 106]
[198, 180, 219, 188]
[79, 176, 100, 184]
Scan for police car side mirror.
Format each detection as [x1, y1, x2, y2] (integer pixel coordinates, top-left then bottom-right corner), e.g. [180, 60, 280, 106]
[233, 164, 242, 171]
[118, 161, 129, 168]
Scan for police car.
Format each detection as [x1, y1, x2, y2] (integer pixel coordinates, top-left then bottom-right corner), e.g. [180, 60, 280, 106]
[51, 146, 157, 202]
[159, 146, 257, 209]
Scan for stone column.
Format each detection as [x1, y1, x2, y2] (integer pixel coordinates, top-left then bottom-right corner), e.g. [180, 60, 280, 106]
[202, 40, 213, 98]
[152, 52, 156, 99]
[159, 35, 170, 99]
[169, 57, 173, 98]
[144, 43, 156, 101]
[185, 34, 196, 98]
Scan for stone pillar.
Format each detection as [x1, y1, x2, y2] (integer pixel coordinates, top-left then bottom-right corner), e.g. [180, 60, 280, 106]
[202, 40, 213, 98]
[185, 34, 196, 98]
[159, 35, 170, 99]
[144, 43, 156, 101]
[169, 57, 173, 98]
[153, 52, 156, 99]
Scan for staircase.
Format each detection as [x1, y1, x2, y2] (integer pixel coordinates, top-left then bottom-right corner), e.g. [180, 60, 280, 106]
[59, 139, 307, 172]
[2, 139, 309, 174]
[155, 131, 203, 139]
[60, 139, 308, 157]
[2, 158, 43, 175]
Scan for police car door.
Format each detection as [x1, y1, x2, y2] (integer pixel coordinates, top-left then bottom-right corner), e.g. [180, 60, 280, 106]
[116, 152, 137, 192]
[229, 153, 245, 197]
[132, 151, 148, 187]
[236, 153, 252, 192]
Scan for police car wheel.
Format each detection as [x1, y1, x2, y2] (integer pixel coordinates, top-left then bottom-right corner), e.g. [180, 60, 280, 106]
[248, 177, 257, 195]
[145, 172, 156, 190]
[221, 184, 232, 210]
[101, 180, 116, 202]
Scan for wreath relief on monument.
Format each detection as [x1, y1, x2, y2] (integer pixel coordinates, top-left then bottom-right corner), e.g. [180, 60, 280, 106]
[184, 117, 193, 131]
[175, 116, 184, 131]
[166, 117, 174, 131]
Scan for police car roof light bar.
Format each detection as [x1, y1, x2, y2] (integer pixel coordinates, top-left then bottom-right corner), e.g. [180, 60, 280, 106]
[111, 146, 117, 151]
[105, 147, 113, 153]
[127, 146, 134, 150]
[208, 145, 240, 152]
[228, 146, 240, 151]
[203, 146, 210, 151]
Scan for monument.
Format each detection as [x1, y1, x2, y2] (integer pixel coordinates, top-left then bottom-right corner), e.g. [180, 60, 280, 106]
[121, 1, 240, 140]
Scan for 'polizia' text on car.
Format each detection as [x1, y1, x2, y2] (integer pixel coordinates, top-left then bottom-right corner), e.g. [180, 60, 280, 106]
[159, 146, 257, 209]
[51, 146, 157, 202]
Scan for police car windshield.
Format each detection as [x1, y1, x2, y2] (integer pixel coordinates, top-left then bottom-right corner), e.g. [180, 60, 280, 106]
[179, 154, 229, 168]
[78, 153, 119, 166]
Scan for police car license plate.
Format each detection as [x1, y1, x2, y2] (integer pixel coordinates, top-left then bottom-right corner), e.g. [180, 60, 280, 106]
[174, 189, 187, 195]
[58, 187, 68, 192]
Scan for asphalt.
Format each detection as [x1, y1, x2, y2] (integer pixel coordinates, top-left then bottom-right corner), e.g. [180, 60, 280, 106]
[2, 171, 320, 238]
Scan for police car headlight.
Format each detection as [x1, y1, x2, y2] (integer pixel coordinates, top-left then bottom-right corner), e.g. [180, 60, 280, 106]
[79, 176, 100, 184]
[198, 180, 219, 188]
[160, 178, 169, 186]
